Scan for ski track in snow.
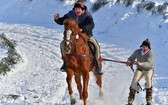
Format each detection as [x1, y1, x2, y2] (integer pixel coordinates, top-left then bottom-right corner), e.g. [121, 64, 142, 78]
[0, 23, 167, 105]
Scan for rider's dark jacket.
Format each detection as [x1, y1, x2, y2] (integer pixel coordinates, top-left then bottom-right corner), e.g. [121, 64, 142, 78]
[54, 6, 94, 36]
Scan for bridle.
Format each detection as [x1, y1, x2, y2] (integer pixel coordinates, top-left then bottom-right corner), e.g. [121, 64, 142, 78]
[63, 29, 91, 58]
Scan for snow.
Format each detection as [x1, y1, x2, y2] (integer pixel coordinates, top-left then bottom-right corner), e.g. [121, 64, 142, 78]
[0, 0, 168, 105]
[0, 46, 7, 60]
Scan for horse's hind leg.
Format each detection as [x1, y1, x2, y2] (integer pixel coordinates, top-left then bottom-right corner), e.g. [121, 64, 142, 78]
[96, 75, 103, 96]
[66, 70, 76, 104]
[74, 75, 83, 100]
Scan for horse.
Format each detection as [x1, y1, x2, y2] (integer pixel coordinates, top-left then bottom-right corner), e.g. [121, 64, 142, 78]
[62, 19, 103, 105]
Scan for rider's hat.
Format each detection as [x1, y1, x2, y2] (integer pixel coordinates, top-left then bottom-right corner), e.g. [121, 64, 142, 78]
[73, 2, 84, 10]
[140, 39, 151, 49]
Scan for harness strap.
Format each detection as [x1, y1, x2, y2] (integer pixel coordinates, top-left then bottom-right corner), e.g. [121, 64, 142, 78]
[66, 53, 93, 58]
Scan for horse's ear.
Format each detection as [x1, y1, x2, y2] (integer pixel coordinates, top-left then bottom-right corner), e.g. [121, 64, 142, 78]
[63, 19, 69, 25]
[63, 19, 69, 29]
[63, 19, 81, 34]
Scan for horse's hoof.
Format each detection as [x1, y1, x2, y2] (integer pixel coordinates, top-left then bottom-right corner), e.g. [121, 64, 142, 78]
[71, 98, 77, 105]
[99, 91, 103, 97]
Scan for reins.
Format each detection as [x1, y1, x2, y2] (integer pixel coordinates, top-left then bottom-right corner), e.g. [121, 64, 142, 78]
[72, 32, 89, 49]
[63, 31, 91, 58]
[66, 52, 92, 58]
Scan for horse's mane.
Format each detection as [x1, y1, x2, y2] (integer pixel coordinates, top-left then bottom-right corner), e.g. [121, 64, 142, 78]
[63, 19, 90, 41]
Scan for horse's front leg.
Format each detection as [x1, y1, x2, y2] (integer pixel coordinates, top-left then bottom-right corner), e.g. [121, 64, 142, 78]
[82, 72, 89, 105]
[74, 75, 83, 100]
[66, 69, 76, 105]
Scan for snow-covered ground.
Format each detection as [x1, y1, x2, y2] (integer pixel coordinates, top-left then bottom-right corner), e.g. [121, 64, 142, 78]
[0, 0, 168, 105]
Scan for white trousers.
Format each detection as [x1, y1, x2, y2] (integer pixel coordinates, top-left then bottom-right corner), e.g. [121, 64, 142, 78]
[130, 69, 154, 91]
[89, 36, 100, 59]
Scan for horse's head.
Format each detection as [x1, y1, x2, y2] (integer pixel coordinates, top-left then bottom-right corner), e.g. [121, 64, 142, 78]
[62, 19, 82, 54]
[64, 19, 80, 34]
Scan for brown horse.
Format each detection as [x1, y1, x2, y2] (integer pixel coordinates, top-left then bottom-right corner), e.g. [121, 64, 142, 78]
[62, 19, 102, 105]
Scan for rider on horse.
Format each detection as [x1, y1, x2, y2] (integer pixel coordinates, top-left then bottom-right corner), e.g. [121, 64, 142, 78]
[53, 1, 103, 75]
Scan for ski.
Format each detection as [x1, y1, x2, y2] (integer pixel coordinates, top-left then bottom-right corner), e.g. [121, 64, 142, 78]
[146, 103, 152, 105]
[126, 103, 150, 105]
[137, 102, 153, 105]
[0, 94, 26, 100]
[126, 102, 153, 105]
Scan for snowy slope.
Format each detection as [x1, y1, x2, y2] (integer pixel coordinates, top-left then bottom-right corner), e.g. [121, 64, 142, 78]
[0, 23, 132, 105]
[0, 0, 168, 105]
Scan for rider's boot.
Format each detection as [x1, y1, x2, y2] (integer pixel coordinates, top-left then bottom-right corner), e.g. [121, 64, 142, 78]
[95, 57, 103, 75]
[146, 87, 152, 105]
[128, 88, 136, 105]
